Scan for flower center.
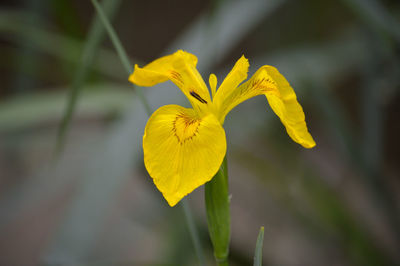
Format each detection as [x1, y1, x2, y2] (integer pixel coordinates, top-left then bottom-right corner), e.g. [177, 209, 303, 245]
[172, 113, 201, 144]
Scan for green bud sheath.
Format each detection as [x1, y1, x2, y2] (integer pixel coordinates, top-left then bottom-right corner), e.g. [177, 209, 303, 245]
[205, 157, 230, 266]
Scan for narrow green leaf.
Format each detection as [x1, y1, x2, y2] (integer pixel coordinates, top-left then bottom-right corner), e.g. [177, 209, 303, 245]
[253, 226, 265, 266]
[181, 199, 206, 266]
[90, 0, 151, 115]
[50, 0, 83, 38]
[12, 0, 45, 93]
[55, 0, 122, 155]
[0, 10, 125, 79]
[340, 0, 400, 42]
[0, 85, 132, 132]
[90, 1, 204, 264]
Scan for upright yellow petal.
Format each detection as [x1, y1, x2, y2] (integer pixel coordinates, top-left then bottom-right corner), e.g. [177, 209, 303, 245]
[129, 50, 211, 114]
[217, 65, 315, 148]
[213, 55, 249, 109]
[143, 105, 227, 206]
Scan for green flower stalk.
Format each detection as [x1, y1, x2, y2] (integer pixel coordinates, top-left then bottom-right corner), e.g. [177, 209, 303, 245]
[205, 157, 230, 265]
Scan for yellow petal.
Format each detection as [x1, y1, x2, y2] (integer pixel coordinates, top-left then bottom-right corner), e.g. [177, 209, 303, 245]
[213, 55, 249, 111]
[217, 65, 315, 148]
[129, 50, 211, 114]
[143, 105, 227, 206]
[263, 66, 315, 148]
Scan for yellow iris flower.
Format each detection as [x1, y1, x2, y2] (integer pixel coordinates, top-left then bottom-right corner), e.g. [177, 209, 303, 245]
[129, 50, 315, 207]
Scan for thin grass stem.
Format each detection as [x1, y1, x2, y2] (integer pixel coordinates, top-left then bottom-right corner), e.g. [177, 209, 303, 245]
[90, 0, 205, 263]
[182, 199, 206, 266]
[55, 0, 122, 156]
[90, 0, 151, 115]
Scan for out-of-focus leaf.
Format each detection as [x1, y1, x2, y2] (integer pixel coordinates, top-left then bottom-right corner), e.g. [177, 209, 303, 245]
[0, 10, 127, 79]
[181, 200, 206, 266]
[12, 0, 46, 93]
[41, 98, 150, 265]
[90, 0, 151, 115]
[168, 0, 287, 69]
[0, 85, 133, 133]
[302, 170, 393, 266]
[233, 147, 394, 266]
[56, 0, 123, 155]
[340, 0, 400, 42]
[50, 0, 83, 38]
[308, 61, 400, 244]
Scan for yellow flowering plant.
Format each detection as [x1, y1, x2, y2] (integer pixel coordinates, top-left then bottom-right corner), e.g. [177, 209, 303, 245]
[129, 50, 315, 265]
[90, 0, 314, 264]
[129, 50, 315, 207]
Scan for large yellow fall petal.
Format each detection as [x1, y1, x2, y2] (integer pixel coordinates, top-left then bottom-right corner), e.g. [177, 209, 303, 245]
[217, 65, 315, 148]
[143, 105, 227, 206]
[129, 50, 211, 114]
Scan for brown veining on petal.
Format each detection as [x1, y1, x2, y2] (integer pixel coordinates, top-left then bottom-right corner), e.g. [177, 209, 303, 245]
[251, 78, 278, 94]
[170, 70, 183, 85]
[190, 90, 208, 104]
[172, 112, 201, 144]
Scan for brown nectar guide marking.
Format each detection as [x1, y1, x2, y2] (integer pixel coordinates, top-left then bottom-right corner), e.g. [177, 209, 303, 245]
[190, 91, 207, 104]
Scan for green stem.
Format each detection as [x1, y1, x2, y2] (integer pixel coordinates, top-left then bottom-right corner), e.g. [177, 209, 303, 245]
[205, 157, 230, 265]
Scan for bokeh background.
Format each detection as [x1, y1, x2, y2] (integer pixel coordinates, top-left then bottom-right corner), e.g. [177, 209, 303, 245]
[0, 0, 399, 265]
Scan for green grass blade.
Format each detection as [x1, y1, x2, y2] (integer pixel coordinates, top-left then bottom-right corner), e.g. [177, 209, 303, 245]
[50, 0, 83, 38]
[55, 0, 122, 156]
[90, 0, 204, 263]
[0, 85, 132, 133]
[340, 0, 400, 42]
[0, 10, 126, 79]
[11, 0, 45, 94]
[90, 0, 151, 115]
[90, 0, 130, 74]
[253, 226, 264, 266]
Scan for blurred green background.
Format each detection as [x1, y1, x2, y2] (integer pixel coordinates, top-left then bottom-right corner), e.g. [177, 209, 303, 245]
[0, 0, 399, 265]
